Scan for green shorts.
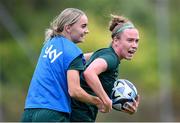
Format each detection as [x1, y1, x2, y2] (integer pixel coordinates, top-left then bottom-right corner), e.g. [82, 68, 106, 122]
[21, 108, 70, 122]
[70, 99, 98, 122]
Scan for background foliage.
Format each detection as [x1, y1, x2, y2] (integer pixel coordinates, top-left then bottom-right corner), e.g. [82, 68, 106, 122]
[0, 0, 180, 121]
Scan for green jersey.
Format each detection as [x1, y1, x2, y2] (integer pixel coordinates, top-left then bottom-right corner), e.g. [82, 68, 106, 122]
[70, 47, 120, 122]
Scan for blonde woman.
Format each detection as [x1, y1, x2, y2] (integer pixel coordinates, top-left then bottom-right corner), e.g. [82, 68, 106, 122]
[21, 8, 105, 122]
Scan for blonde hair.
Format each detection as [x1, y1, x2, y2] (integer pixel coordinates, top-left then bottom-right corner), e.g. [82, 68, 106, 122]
[45, 8, 85, 41]
[109, 14, 133, 38]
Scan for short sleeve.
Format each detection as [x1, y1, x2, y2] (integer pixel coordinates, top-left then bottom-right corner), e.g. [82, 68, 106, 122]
[99, 54, 118, 70]
[68, 55, 84, 71]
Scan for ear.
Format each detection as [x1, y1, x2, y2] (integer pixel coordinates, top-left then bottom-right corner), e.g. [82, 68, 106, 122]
[113, 36, 119, 43]
[112, 36, 120, 47]
[64, 24, 71, 33]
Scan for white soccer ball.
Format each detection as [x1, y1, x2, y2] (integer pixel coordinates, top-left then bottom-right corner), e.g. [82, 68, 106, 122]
[111, 79, 138, 111]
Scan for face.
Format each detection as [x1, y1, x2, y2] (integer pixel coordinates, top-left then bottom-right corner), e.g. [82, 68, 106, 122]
[114, 28, 139, 60]
[68, 15, 89, 43]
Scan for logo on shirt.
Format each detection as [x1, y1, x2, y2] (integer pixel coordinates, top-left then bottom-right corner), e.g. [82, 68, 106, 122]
[43, 45, 63, 63]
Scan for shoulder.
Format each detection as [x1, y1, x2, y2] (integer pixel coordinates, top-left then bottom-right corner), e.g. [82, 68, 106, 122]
[98, 48, 118, 61]
[97, 47, 120, 70]
[48, 36, 82, 54]
[43, 36, 83, 65]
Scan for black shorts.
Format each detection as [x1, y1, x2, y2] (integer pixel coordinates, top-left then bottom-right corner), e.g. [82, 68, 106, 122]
[21, 108, 70, 122]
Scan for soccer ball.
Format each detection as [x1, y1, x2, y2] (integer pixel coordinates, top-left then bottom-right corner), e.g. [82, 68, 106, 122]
[111, 79, 138, 111]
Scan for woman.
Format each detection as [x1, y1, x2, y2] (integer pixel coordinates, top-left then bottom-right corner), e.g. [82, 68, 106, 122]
[70, 14, 140, 122]
[21, 8, 105, 122]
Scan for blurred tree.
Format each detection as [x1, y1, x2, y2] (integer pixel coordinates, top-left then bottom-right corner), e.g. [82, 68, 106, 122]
[0, 0, 180, 121]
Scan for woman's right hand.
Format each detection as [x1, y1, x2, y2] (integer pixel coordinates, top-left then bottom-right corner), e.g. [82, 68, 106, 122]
[94, 97, 112, 113]
[99, 98, 112, 113]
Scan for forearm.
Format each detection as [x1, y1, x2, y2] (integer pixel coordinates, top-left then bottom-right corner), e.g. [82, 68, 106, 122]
[69, 86, 100, 105]
[81, 58, 112, 112]
[84, 71, 110, 104]
[67, 70, 100, 106]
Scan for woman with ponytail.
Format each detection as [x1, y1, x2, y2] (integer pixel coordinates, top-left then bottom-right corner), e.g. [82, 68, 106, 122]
[21, 8, 105, 122]
[70, 14, 140, 122]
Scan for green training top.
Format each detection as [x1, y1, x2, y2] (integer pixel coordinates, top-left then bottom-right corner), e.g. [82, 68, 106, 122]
[70, 47, 120, 122]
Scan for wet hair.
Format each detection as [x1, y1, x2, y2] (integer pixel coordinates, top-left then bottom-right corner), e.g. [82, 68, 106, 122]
[45, 8, 85, 41]
[109, 14, 134, 38]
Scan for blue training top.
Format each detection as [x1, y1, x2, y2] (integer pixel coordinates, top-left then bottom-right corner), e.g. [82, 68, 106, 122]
[25, 35, 83, 113]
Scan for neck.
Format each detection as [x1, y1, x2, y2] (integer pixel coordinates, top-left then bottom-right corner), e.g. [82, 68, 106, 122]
[61, 32, 72, 42]
[111, 43, 122, 60]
